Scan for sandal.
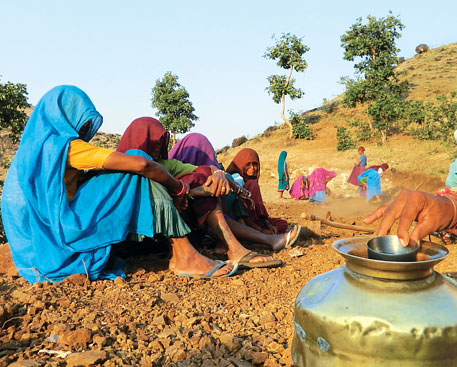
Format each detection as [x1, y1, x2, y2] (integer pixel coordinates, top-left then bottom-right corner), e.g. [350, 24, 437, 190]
[237, 251, 283, 269]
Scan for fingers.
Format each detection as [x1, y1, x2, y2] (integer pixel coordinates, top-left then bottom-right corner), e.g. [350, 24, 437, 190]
[363, 205, 388, 225]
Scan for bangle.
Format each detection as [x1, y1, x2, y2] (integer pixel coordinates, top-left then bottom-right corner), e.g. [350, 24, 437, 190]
[214, 169, 224, 174]
[171, 180, 187, 197]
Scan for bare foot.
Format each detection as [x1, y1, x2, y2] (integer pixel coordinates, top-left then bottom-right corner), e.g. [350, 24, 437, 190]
[169, 251, 234, 277]
[271, 225, 300, 251]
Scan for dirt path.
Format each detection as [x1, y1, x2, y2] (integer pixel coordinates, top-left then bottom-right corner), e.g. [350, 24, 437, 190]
[1, 191, 456, 367]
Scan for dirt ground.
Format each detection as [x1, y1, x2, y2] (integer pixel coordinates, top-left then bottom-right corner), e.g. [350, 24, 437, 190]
[1, 178, 457, 367]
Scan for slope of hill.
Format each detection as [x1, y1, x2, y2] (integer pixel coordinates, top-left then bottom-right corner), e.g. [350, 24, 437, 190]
[217, 42, 457, 207]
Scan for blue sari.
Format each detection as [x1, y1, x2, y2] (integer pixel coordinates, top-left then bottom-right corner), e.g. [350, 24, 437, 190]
[277, 151, 289, 191]
[1, 86, 185, 283]
[358, 168, 381, 201]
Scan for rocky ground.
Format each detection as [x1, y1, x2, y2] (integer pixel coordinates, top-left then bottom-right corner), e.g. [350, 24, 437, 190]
[1, 192, 457, 367]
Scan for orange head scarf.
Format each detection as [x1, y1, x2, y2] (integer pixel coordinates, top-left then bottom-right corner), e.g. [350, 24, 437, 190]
[226, 148, 260, 181]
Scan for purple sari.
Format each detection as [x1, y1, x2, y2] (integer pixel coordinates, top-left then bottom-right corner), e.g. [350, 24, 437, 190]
[169, 133, 219, 167]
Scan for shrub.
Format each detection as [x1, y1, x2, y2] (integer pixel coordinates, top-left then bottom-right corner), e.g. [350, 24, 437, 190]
[289, 112, 314, 140]
[335, 126, 356, 151]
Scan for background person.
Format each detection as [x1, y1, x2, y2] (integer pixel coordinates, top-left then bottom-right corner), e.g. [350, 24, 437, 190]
[277, 150, 289, 199]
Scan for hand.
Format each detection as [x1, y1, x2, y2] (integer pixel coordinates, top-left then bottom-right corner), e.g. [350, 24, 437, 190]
[173, 195, 189, 213]
[202, 170, 231, 197]
[267, 223, 278, 234]
[240, 197, 255, 210]
[237, 186, 251, 199]
[363, 189, 455, 246]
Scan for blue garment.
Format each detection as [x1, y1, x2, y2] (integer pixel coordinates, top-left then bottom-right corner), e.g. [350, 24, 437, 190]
[358, 168, 381, 201]
[309, 190, 326, 203]
[277, 151, 289, 190]
[445, 159, 457, 189]
[359, 154, 367, 167]
[1, 86, 159, 283]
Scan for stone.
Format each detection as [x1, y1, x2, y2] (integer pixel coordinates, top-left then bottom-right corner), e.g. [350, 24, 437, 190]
[218, 334, 241, 352]
[9, 361, 41, 367]
[63, 273, 89, 286]
[231, 136, 247, 148]
[259, 311, 276, 324]
[416, 43, 429, 54]
[66, 350, 107, 367]
[160, 292, 180, 303]
[59, 328, 92, 347]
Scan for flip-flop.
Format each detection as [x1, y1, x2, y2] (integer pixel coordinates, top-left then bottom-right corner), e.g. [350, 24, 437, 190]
[176, 260, 238, 279]
[285, 225, 302, 249]
[237, 251, 283, 269]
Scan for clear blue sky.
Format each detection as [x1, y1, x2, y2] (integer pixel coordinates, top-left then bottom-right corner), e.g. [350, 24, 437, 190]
[1, 1, 456, 148]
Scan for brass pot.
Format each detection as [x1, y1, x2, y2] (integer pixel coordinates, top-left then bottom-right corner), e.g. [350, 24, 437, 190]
[292, 237, 457, 367]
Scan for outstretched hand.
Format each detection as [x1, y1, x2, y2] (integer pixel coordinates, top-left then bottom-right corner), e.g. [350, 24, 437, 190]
[363, 189, 455, 247]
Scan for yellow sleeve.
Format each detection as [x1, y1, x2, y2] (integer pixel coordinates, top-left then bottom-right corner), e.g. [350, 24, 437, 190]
[67, 139, 114, 170]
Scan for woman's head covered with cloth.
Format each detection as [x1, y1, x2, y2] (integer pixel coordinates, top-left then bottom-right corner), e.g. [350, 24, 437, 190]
[116, 117, 169, 160]
[168, 133, 219, 167]
[1, 86, 159, 283]
[226, 148, 260, 181]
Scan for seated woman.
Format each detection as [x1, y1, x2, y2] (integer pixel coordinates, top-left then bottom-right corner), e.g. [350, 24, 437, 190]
[306, 168, 336, 204]
[289, 175, 308, 200]
[0, 86, 239, 282]
[116, 119, 289, 266]
[358, 163, 389, 202]
[169, 132, 300, 250]
[226, 148, 289, 234]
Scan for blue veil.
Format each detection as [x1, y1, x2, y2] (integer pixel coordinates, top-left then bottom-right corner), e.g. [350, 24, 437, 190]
[1, 86, 156, 283]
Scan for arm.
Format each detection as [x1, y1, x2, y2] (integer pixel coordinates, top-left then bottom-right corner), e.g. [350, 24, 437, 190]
[103, 152, 183, 194]
[363, 189, 456, 246]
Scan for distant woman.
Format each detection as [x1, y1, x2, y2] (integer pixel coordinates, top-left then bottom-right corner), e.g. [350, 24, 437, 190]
[277, 151, 289, 199]
[347, 146, 367, 189]
[289, 175, 308, 200]
[227, 148, 289, 234]
[358, 163, 389, 202]
[306, 168, 336, 204]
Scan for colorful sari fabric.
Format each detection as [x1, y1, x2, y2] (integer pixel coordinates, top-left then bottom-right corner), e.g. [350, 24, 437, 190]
[358, 168, 381, 201]
[306, 168, 336, 203]
[289, 175, 307, 200]
[116, 118, 217, 227]
[446, 159, 457, 189]
[277, 151, 289, 191]
[227, 148, 288, 233]
[168, 133, 248, 221]
[347, 154, 367, 187]
[1, 86, 190, 283]
[168, 133, 219, 167]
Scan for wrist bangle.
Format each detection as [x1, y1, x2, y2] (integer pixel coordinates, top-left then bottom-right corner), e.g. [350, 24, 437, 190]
[171, 180, 187, 197]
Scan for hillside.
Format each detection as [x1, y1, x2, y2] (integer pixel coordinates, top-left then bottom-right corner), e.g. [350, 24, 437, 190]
[217, 42, 457, 210]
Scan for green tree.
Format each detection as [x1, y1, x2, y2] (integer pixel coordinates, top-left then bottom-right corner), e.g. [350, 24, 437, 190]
[340, 13, 409, 144]
[151, 72, 198, 145]
[264, 33, 309, 138]
[0, 80, 31, 143]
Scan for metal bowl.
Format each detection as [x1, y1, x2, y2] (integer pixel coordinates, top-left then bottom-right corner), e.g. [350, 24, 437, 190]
[367, 235, 419, 262]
